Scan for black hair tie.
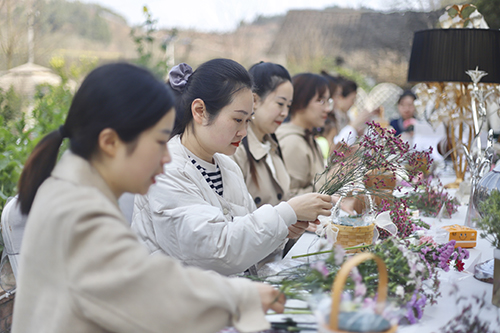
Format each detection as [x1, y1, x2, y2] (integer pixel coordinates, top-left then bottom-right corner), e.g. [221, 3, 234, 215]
[58, 125, 70, 139]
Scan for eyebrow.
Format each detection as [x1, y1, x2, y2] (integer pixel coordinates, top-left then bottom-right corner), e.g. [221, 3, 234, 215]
[234, 110, 251, 115]
[277, 96, 288, 101]
[162, 129, 172, 135]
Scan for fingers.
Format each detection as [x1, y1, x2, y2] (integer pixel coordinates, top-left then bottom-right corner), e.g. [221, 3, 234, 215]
[269, 292, 286, 314]
[288, 222, 308, 239]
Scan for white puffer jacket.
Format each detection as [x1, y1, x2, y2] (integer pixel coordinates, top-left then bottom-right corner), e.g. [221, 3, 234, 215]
[131, 135, 296, 276]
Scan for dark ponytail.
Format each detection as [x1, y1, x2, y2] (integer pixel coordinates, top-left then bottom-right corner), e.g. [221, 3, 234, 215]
[18, 63, 175, 214]
[171, 58, 253, 136]
[17, 130, 65, 214]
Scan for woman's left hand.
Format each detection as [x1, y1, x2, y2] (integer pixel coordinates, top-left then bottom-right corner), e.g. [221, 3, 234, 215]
[287, 219, 320, 239]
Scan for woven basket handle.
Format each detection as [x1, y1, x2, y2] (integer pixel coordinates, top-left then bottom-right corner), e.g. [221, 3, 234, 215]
[329, 253, 388, 331]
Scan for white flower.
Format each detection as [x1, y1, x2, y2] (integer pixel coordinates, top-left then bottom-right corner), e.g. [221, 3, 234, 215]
[395, 285, 405, 298]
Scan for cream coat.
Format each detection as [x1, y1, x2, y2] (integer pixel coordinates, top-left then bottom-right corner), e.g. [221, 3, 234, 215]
[12, 152, 269, 333]
[231, 127, 290, 208]
[276, 122, 327, 196]
[132, 135, 296, 276]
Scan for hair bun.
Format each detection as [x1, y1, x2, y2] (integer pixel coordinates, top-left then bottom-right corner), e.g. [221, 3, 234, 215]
[169, 63, 193, 92]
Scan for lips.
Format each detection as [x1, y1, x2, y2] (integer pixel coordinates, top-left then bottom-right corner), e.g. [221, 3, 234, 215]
[275, 121, 283, 125]
[231, 141, 240, 147]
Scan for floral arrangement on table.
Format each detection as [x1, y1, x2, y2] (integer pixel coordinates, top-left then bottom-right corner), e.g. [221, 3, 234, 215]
[260, 234, 469, 325]
[375, 197, 429, 240]
[315, 121, 432, 199]
[403, 179, 460, 218]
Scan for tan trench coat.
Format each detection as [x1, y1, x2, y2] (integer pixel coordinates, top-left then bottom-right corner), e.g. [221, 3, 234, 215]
[12, 152, 268, 333]
[231, 127, 291, 207]
[276, 123, 326, 196]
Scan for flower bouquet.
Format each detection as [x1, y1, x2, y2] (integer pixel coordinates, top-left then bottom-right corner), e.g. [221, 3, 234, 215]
[314, 122, 432, 247]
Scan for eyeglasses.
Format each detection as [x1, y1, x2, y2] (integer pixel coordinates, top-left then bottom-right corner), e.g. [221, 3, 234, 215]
[316, 98, 334, 111]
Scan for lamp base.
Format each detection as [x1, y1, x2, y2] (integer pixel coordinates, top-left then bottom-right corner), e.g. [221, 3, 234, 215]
[445, 177, 464, 189]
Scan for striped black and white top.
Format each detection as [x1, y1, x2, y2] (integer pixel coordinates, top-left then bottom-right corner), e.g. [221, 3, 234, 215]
[189, 156, 223, 196]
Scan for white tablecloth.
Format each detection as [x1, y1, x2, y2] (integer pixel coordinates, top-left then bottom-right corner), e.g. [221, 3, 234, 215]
[268, 204, 500, 332]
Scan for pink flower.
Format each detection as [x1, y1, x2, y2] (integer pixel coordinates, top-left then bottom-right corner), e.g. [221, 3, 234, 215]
[310, 261, 329, 278]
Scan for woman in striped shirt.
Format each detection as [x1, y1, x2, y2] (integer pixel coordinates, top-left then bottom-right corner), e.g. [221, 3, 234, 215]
[132, 59, 333, 276]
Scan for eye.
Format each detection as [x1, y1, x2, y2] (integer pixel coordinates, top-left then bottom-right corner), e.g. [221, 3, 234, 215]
[246, 118, 251, 123]
[277, 102, 284, 107]
[158, 140, 167, 146]
[234, 118, 243, 123]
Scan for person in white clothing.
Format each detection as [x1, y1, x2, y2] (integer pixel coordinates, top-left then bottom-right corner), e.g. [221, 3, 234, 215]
[132, 59, 333, 276]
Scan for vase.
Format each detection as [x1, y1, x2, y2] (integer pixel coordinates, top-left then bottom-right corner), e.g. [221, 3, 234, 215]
[494, 248, 500, 307]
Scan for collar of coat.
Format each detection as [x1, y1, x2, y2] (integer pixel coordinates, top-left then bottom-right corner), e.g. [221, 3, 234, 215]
[246, 126, 279, 161]
[51, 151, 119, 208]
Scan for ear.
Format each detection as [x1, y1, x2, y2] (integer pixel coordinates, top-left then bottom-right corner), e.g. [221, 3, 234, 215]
[97, 128, 121, 157]
[253, 93, 262, 109]
[191, 98, 208, 125]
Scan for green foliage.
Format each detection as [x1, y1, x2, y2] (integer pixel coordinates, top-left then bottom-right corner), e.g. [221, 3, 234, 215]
[129, 6, 170, 80]
[0, 83, 72, 216]
[38, 0, 112, 43]
[474, 0, 500, 29]
[476, 190, 500, 249]
[0, 87, 23, 124]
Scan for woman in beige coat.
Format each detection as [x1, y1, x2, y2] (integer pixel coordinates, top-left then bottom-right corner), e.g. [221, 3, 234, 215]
[276, 73, 332, 196]
[231, 62, 292, 208]
[13, 63, 284, 333]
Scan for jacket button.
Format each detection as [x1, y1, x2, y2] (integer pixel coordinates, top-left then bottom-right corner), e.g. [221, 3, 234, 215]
[223, 208, 229, 215]
[277, 193, 283, 200]
[254, 197, 261, 205]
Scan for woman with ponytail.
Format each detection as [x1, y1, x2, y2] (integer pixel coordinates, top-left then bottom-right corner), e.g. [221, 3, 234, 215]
[132, 59, 333, 276]
[13, 63, 284, 333]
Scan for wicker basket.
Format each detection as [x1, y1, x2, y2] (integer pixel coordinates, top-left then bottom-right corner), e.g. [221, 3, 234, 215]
[322, 253, 398, 333]
[336, 223, 375, 252]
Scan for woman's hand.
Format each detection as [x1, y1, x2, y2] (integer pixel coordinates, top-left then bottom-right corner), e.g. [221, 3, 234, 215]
[287, 193, 333, 221]
[254, 282, 286, 313]
[287, 219, 320, 238]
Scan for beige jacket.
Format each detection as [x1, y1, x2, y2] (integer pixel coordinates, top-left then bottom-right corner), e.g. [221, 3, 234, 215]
[276, 122, 326, 196]
[231, 127, 291, 207]
[12, 152, 269, 333]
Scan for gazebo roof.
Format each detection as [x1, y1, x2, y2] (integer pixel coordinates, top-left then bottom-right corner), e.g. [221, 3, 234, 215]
[0, 63, 62, 96]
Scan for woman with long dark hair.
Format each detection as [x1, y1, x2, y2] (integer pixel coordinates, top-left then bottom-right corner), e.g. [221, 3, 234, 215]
[13, 63, 284, 333]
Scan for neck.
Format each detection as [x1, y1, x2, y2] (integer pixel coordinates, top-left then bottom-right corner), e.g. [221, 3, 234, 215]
[250, 122, 266, 143]
[90, 158, 123, 199]
[180, 130, 214, 163]
[291, 114, 313, 131]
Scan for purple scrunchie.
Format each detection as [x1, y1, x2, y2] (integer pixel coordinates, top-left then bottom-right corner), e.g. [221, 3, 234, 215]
[168, 63, 193, 92]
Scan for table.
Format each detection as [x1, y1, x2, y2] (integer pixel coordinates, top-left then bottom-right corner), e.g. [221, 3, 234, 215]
[267, 204, 500, 332]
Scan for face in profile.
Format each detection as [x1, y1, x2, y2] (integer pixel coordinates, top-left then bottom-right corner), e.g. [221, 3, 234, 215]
[301, 90, 331, 129]
[118, 108, 175, 195]
[334, 91, 356, 113]
[253, 81, 293, 136]
[197, 88, 254, 157]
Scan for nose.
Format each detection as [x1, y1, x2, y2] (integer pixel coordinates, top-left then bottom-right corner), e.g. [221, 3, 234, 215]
[237, 122, 248, 139]
[161, 147, 172, 165]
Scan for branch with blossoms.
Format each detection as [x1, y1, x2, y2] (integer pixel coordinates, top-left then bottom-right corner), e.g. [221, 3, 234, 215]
[315, 122, 432, 199]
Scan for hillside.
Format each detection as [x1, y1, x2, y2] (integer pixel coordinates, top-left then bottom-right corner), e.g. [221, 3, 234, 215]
[0, 0, 136, 71]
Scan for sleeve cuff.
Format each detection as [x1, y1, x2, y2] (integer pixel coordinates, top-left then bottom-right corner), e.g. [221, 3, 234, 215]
[228, 278, 270, 333]
[274, 202, 297, 227]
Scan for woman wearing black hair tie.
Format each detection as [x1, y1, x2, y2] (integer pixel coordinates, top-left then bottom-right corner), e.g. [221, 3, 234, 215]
[13, 63, 285, 333]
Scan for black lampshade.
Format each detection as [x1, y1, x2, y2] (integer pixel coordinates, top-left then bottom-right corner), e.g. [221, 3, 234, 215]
[408, 29, 500, 83]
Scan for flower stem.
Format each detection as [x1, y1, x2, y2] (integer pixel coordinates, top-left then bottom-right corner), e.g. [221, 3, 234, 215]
[291, 244, 372, 259]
